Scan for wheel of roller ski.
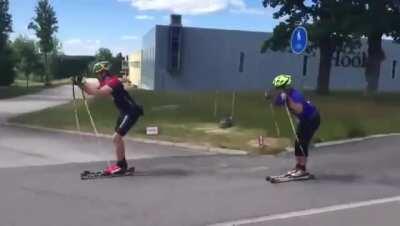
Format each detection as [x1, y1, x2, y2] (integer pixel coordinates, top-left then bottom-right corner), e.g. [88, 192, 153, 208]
[270, 178, 278, 184]
[81, 170, 90, 176]
[266, 174, 287, 182]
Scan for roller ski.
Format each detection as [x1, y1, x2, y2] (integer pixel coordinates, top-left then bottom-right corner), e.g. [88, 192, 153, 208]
[266, 169, 315, 184]
[81, 164, 135, 180]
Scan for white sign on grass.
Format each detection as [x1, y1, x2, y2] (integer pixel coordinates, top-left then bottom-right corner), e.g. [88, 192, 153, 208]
[146, 126, 159, 135]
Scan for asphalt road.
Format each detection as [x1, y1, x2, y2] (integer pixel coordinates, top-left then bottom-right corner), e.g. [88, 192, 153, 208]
[0, 135, 400, 226]
[0, 85, 75, 122]
[1, 85, 400, 226]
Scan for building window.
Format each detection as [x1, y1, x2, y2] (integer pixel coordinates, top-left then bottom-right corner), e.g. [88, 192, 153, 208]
[239, 52, 245, 73]
[303, 55, 308, 77]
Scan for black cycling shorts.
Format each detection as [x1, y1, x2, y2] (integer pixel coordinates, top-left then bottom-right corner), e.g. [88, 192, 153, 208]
[295, 113, 321, 157]
[114, 113, 140, 136]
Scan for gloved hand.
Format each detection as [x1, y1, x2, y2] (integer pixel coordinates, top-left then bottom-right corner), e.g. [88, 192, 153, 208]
[280, 92, 287, 101]
[264, 90, 272, 100]
[71, 75, 86, 87]
[264, 89, 278, 101]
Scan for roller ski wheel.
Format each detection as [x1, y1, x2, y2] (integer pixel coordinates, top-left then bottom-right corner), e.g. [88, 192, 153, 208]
[80, 170, 91, 176]
[80, 167, 135, 180]
[267, 172, 315, 184]
[265, 169, 295, 181]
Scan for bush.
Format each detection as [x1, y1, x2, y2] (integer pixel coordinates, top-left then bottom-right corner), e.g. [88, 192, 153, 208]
[50, 55, 95, 79]
[0, 47, 16, 86]
[347, 126, 366, 138]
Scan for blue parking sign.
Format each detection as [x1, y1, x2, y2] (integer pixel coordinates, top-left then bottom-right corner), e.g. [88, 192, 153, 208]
[291, 26, 308, 54]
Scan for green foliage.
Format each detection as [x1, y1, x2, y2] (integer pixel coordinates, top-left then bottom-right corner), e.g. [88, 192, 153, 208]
[12, 36, 43, 86]
[0, 0, 15, 86]
[261, 22, 292, 53]
[110, 52, 124, 75]
[0, 0, 12, 49]
[50, 55, 95, 79]
[347, 126, 367, 138]
[261, 0, 361, 54]
[92, 48, 125, 76]
[351, 1, 400, 36]
[261, 0, 363, 94]
[0, 45, 16, 86]
[95, 48, 113, 61]
[262, 0, 400, 94]
[28, 0, 58, 54]
[28, 0, 58, 85]
[350, 1, 400, 93]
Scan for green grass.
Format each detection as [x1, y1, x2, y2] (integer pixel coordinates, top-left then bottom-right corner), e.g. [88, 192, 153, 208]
[10, 89, 400, 153]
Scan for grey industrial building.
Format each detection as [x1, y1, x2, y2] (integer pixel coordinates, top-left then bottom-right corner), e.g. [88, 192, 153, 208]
[139, 15, 400, 92]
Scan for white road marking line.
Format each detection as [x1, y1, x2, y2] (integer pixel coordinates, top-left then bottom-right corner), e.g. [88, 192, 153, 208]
[207, 195, 400, 226]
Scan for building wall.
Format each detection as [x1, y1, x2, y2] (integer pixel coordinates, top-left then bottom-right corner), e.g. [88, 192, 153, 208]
[151, 25, 400, 92]
[375, 40, 400, 91]
[140, 27, 157, 90]
[302, 41, 400, 91]
[128, 51, 141, 86]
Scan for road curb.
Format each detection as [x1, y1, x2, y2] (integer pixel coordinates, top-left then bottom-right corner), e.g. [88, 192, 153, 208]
[2, 122, 248, 156]
[4, 122, 400, 156]
[285, 133, 400, 153]
[314, 133, 400, 147]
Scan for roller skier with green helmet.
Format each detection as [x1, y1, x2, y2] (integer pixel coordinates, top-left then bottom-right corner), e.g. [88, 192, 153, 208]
[266, 74, 321, 182]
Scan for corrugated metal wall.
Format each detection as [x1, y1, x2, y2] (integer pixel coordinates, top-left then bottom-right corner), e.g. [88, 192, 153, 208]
[146, 25, 400, 92]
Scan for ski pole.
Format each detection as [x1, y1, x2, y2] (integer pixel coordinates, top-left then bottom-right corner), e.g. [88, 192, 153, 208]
[269, 102, 280, 136]
[231, 91, 236, 120]
[80, 88, 99, 135]
[72, 80, 81, 133]
[80, 86, 110, 167]
[265, 89, 280, 137]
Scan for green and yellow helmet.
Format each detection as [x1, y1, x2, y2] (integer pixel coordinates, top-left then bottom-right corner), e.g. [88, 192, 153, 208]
[93, 61, 110, 74]
[272, 74, 293, 89]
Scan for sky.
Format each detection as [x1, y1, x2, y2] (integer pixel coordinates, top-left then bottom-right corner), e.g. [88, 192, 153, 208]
[9, 0, 278, 56]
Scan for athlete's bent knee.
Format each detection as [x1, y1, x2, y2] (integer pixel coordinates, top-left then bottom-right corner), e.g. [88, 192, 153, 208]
[113, 133, 122, 144]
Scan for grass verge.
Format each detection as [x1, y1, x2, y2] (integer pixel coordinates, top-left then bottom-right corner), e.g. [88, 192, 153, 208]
[10, 89, 400, 154]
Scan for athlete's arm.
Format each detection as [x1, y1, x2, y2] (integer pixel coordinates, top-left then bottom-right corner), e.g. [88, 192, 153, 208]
[287, 97, 303, 114]
[81, 81, 112, 96]
[273, 92, 287, 106]
[287, 92, 304, 114]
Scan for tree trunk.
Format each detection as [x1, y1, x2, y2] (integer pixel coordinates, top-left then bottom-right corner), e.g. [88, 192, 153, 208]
[44, 53, 50, 86]
[365, 33, 384, 94]
[26, 74, 29, 88]
[316, 37, 335, 95]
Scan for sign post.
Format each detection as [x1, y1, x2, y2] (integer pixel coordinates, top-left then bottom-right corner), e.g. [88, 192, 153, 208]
[291, 26, 308, 89]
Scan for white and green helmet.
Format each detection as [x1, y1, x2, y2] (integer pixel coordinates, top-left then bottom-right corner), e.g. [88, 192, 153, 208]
[93, 61, 110, 74]
[272, 74, 293, 89]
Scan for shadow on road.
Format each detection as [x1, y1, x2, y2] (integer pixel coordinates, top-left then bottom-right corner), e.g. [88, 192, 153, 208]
[133, 168, 192, 177]
[315, 173, 363, 183]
